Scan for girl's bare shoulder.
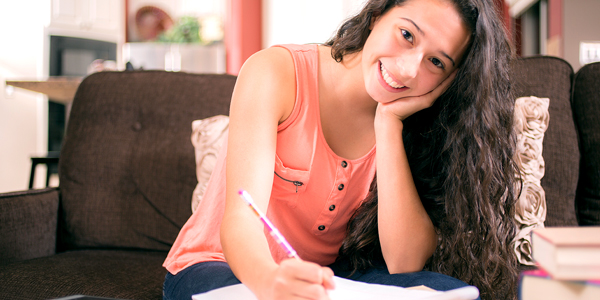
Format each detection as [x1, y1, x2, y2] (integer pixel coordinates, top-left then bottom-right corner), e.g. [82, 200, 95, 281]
[233, 46, 297, 123]
[238, 46, 295, 82]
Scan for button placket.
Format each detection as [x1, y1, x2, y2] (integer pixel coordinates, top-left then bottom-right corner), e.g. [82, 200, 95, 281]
[336, 159, 349, 196]
[312, 159, 352, 235]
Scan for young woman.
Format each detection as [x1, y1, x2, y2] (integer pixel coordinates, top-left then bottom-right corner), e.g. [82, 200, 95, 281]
[163, 0, 519, 300]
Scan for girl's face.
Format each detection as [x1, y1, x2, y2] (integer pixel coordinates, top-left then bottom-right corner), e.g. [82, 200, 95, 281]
[361, 0, 471, 103]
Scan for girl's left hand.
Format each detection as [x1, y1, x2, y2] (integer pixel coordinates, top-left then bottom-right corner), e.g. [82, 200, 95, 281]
[376, 69, 458, 122]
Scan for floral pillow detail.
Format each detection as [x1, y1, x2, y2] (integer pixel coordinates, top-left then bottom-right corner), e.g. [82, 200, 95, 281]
[191, 115, 229, 213]
[512, 96, 550, 265]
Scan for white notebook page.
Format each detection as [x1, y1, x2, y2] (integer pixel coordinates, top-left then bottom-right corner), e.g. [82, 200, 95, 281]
[192, 276, 479, 300]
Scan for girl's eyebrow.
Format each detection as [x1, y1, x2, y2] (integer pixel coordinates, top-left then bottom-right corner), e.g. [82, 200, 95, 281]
[402, 18, 424, 35]
[443, 53, 456, 67]
[401, 17, 456, 67]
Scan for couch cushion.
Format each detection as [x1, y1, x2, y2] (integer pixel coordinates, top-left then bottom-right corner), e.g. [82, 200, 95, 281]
[58, 71, 237, 251]
[190, 115, 229, 213]
[0, 188, 58, 264]
[510, 57, 578, 226]
[572, 62, 600, 225]
[0, 250, 166, 300]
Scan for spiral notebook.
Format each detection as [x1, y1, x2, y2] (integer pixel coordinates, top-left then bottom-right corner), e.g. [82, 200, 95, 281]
[192, 276, 479, 300]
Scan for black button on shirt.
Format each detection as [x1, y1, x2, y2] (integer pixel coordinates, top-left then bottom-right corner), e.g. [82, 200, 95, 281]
[329, 205, 336, 211]
[341, 161, 348, 168]
[318, 225, 325, 231]
[338, 184, 344, 191]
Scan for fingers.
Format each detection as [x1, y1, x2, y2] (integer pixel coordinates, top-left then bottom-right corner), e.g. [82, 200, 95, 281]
[382, 68, 459, 120]
[433, 68, 458, 98]
[284, 259, 323, 282]
[275, 259, 333, 300]
[321, 267, 336, 290]
[418, 68, 458, 109]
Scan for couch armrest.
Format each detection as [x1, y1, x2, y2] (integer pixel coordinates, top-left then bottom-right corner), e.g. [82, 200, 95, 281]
[573, 62, 600, 225]
[0, 187, 59, 264]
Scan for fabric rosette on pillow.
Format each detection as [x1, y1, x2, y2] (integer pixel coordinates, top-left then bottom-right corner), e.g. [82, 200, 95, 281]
[515, 135, 545, 181]
[513, 224, 536, 265]
[513, 96, 550, 140]
[515, 182, 546, 227]
[512, 96, 549, 265]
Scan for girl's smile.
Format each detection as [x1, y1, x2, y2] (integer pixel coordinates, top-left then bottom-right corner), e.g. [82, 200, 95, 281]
[378, 61, 409, 92]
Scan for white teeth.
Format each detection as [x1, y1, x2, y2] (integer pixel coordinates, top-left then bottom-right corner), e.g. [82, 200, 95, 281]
[380, 63, 405, 89]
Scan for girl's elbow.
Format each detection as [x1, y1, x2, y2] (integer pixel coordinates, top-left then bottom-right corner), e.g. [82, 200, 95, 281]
[382, 239, 436, 274]
[384, 255, 429, 274]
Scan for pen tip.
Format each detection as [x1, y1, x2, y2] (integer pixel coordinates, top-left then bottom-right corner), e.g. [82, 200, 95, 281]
[238, 190, 243, 195]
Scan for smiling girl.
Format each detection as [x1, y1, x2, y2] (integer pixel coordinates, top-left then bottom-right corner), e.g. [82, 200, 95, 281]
[163, 1, 518, 300]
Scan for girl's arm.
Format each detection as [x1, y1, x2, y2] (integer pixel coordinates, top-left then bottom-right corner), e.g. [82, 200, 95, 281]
[374, 72, 457, 274]
[374, 111, 437, 274]
[220, 47, 334, 300]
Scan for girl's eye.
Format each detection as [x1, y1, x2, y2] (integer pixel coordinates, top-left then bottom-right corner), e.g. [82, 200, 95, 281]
[401, 29, 413, 43]
[430, 57, 445, 70]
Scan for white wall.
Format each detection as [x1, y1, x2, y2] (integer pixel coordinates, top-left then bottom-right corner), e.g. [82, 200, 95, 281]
[564, 0, 600, 71]
[262, 0, 366, 47]
[0, 1, 50, 193]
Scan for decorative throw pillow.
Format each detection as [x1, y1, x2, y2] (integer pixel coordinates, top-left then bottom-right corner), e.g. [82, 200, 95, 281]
[190, 115, 229, 213]
[512, 96, 550, 265]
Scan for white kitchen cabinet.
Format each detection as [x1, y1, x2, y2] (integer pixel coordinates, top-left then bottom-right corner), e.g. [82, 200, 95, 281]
[50, 0, 123, 40]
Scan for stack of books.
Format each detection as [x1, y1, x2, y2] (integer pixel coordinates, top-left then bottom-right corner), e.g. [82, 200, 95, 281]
[519, 226, 600, 300]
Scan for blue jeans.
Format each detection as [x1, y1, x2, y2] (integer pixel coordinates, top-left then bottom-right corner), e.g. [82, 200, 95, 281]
[163, 260, 480, 300]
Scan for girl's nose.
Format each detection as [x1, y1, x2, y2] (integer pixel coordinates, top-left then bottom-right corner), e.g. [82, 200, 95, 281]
[397, 52, 422, 80]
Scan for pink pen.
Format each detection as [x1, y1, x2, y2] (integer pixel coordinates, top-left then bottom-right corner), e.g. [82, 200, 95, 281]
[238, 189, 300, 259]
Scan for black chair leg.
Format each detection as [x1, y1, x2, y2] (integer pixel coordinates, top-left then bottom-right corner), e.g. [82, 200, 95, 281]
[45, 165, 51, 187]
[28, 154, 60, 189]
[28, 161, 37, 189]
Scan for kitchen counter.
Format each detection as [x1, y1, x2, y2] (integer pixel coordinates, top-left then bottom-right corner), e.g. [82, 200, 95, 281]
[6, 77, 83, 104]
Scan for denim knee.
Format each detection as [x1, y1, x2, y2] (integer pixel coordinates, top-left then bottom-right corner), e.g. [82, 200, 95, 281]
[163, 261, 241, 300]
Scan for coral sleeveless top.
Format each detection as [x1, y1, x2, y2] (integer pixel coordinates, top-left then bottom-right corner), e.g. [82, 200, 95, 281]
[163, 44, 377, 275]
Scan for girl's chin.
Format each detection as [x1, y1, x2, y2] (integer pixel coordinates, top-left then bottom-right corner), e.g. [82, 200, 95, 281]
[374, 98, 394, 104]
[367, 89, 398, 104]
[372, 96, 401, 105]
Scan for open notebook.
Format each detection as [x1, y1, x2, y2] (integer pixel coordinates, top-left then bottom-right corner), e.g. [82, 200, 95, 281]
[192, 276, 479, 300]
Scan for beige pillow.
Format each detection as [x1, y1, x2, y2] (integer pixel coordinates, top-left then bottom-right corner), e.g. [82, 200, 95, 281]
[191, 115, 229, 213]
[512, 96, 549, 265]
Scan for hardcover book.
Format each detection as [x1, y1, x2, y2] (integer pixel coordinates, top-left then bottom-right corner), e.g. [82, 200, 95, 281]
[519, 269, 600, 300]
[531, 227, 600, 280]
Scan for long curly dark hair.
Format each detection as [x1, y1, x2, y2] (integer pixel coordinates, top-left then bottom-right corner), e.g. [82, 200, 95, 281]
[326, 1, 520, 299]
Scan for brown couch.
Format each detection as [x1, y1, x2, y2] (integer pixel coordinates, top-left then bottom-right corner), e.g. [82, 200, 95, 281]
[0, 57, 598, 300]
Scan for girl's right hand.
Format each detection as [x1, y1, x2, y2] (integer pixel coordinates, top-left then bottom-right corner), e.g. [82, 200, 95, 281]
[258, 259, 335, 300]
[376, 69, 458, 123]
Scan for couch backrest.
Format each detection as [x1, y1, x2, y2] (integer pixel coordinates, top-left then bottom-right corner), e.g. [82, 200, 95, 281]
[58, 61, 596, 252]
[58, 71, 237, 251]
[572, 61, 600, 225]
[511, 57, 579, 227]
